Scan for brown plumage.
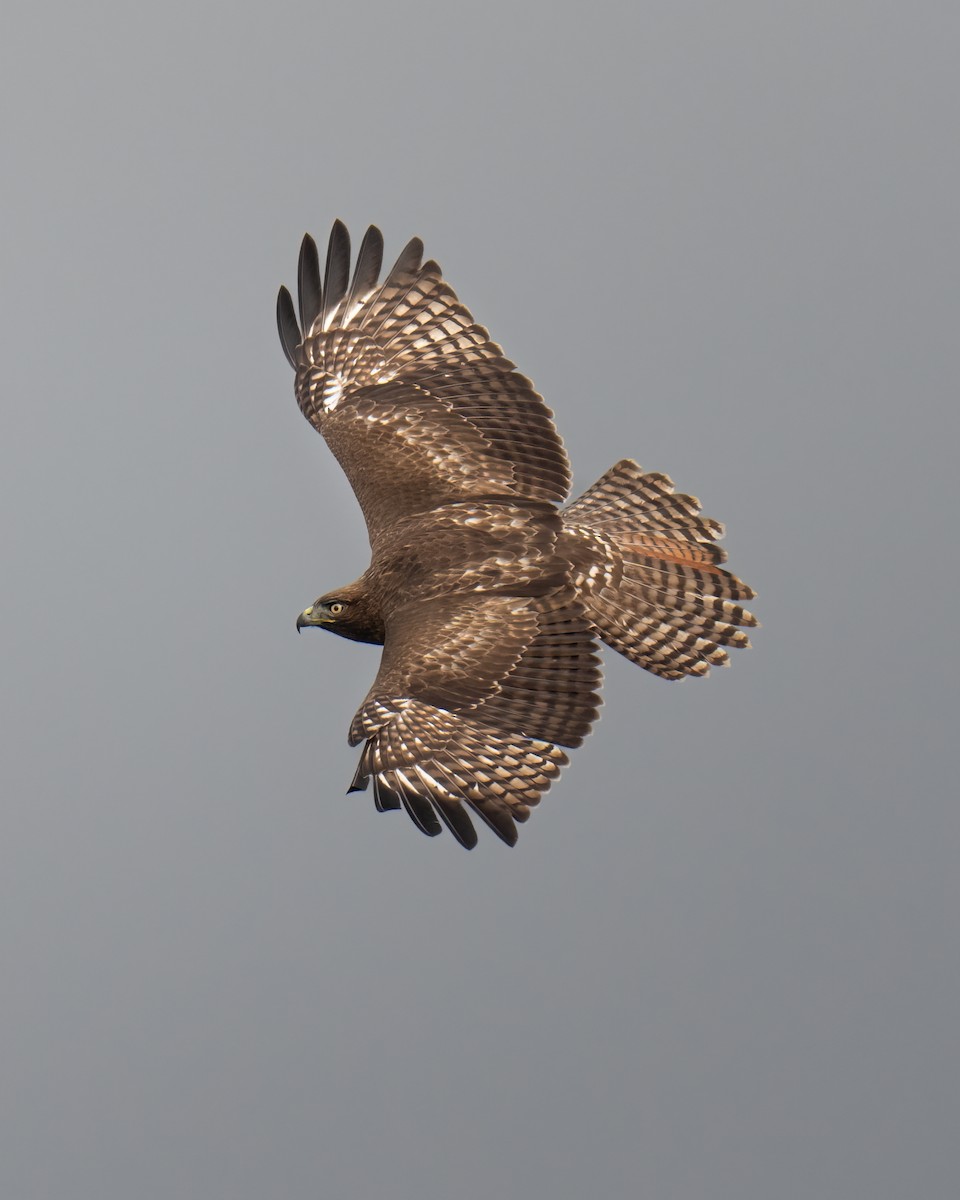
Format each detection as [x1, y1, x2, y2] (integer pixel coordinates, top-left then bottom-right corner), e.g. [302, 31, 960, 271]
[279, 221, 756, 848]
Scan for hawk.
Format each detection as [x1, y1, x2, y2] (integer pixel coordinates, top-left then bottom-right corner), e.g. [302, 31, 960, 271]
[278, 221, 756, 848]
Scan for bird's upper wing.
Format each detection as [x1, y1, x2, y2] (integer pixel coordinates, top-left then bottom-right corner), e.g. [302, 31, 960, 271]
[277, 222, 571, 540]
[346, 590, 602, 849]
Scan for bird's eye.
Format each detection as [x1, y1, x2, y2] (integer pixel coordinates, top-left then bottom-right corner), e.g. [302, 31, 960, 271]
[328, 601, 345, 616]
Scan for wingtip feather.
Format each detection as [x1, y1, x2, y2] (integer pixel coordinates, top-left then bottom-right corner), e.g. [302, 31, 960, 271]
[276, 285, 301, 368]
[389, 235, 424, 280]
[346, 225, 384, 315]
[321, 220, 351, 330]
[433, 800, 479, 850]
[297, 233, 322, 336]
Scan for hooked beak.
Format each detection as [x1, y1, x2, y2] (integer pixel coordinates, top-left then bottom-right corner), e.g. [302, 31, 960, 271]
[296, 606, 324, 633]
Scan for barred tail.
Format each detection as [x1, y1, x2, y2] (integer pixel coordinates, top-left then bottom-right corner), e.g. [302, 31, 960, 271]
[562, 459, 757, 680]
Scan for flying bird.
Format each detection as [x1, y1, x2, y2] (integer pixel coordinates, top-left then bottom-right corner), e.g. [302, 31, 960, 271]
[278, 221, 756, 848]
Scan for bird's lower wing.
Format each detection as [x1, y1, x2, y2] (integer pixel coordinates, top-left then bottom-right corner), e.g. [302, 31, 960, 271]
[347, 593, 602, 848]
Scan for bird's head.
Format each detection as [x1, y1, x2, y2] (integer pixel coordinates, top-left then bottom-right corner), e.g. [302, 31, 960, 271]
[296, 584, 385, 645]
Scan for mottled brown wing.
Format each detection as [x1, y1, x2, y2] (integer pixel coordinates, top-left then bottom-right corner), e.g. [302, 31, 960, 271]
[347, 593, 602, 848]
[277, 221, 571, 541]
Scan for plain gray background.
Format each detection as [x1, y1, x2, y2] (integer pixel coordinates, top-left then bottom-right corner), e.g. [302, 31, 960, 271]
[2, 3, 957, 1197]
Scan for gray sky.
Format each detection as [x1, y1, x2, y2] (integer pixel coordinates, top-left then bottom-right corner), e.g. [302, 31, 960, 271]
[2, 2, 958, 1197]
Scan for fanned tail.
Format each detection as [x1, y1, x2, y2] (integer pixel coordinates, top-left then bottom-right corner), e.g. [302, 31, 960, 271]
[563, 459, 757, 680]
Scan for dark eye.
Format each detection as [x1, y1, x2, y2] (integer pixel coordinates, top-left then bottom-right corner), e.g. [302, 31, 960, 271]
[328, 601, 345, 616]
